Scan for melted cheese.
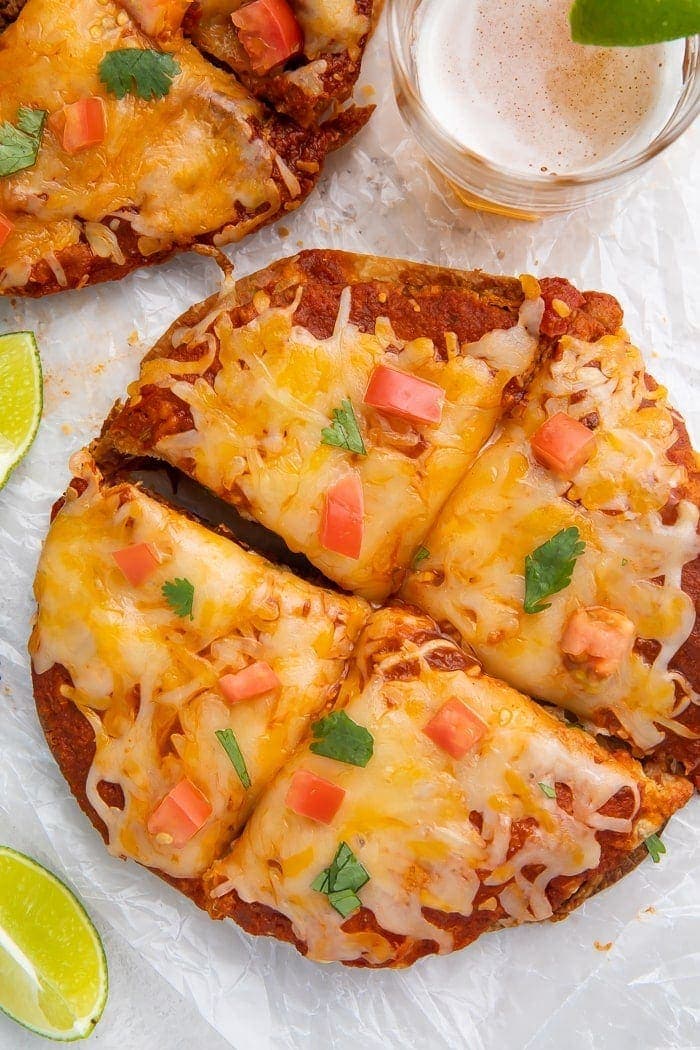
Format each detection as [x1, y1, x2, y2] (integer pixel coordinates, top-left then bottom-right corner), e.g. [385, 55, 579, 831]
[30, 453, 368, 878]
[0, 0, 298, 288]
[116, 287, 543, 601]
[208, 607, 671, 966]
[404, 333, 700, 754]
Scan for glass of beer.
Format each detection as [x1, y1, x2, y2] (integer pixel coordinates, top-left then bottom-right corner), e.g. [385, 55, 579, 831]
[388, 0, 700, 218]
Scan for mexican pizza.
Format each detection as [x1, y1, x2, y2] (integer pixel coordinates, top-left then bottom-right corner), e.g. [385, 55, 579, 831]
[30, 451, 368, 879]
[404, 313, 700, 779]
[98, 251, 623, 601]
[190, 0, 375, 126]
[205, 605, 691, 966]
[31, 532, 692, 965]
[0, 0, 371, 296]
[28, 254, 700, 970]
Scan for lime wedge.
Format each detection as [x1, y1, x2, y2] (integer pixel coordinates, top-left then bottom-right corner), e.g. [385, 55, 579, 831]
[0, 331, 42, 490]
[570, 0, 700, 46]
[0, 847, 108, 1041]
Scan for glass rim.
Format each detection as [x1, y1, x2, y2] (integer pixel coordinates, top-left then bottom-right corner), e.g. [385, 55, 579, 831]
[388, 0, 700, 202]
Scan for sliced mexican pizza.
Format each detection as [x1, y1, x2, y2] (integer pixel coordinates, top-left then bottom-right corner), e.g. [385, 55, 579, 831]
[98, 252, 622, 601]
[404, 316, 700, 779]
[0, 0, 369, 296]
[205, 605, 691, 967]
[30, 451, 368, 883]
[190, 0, 375, 126]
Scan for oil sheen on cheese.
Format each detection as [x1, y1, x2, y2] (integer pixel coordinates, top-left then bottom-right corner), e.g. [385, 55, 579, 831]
[414, 0, 684, 176]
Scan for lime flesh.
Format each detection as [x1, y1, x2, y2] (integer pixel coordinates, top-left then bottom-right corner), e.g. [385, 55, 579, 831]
[0, 331, 42, 490]
[0, 847, 108, 1041]
[570, 0, 700, 46]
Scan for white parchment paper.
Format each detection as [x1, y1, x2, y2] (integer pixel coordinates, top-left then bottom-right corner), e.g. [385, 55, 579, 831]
[1, 16, 699, 1050]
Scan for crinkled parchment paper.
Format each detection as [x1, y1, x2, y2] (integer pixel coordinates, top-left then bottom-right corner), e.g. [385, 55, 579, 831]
[1, 16, 699, 1050]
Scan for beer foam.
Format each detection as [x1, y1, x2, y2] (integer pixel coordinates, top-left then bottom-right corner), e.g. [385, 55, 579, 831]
[414, 0, 684, 176]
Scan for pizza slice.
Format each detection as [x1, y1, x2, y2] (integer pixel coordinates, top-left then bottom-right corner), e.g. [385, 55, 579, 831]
[404, 315, 700, 779]
[0, 0, 369, 297]
[205, 605, 691, 967]
[189, 0, 375, 126]
[30, 451, 368, 882]
[99, 253, 624, 601]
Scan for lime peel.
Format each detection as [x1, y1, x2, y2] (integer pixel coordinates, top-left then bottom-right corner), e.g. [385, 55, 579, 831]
[570, 0, 700, 46]
[0, 847, 108, 1041]
[0, 331, 42, 490]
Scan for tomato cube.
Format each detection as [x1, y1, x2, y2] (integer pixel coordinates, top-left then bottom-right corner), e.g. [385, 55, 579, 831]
[285, 769, 345, 824]
[58, 97, 106, 155]
[561, 606, 635, 678]
[530, 412, 596, 477]
[148, 779, 212, 847]
[232, 0, 304, 75]
[111, 542, 160, 586]
[364, 365, 444, 426]
[219, 661, 280, 703]
[423, 698, 487, 760]
[320, 473, 364, 560]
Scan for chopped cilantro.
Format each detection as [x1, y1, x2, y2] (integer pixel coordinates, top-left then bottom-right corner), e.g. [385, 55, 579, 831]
[312, 842, 369, 917]
[310, 711, 374, 768]
[523, 526, 586, 615]
[321, 399, 366, 455]
[162, 577, 195, 619]
[0, 106, 46, 179]
[644, 833, 666, 864]
[215, 728, 251, 789]
[538, 782, 556, 799]
[99, 49, 181, 101]
[412, 545, 430, 570]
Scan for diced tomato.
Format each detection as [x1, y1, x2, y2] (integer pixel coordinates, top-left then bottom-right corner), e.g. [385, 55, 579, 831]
[364, 365, 445, 426]
[147, 778, 212, 847]
[56, 97, 106, 155]
[423, 698, 487, 760]
[0, 213, 14, 249]
[320, 473, 364, 560]
[219, 661, 280, 703]
[539, 277, 585, 338]
[111, 542, 160, 586]
[530, 412, 596, 477]
[285, 769, 345, 824]
[121, 0, 191, 36]
[561, 606, 635, 678]
[231, 0, 303, 75]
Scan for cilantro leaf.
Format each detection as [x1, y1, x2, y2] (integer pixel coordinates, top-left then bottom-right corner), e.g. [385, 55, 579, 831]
[328, 889, 363, 918]
[412, 545, 430, 570]
[644, 833, 666, 864]
[312, 842, 369, 917]
[17, 107, 46, 139]
[310, 711, 374, 768]
[162, 577, 195, 619]
[99, 49, 181, 101]
[215, 728, 251, 789]
[321, 399, 366, 455]
[523, 526, 586, 615]
[0, 106, 46, 179]
[538, 782, 556, 799]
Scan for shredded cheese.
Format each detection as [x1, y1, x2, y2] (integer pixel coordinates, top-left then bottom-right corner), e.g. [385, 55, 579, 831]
[209, 607, 668, 965]
[115, 286, 543, 600]
[30, 453, 368, 878]
[0, 0, 291, 288]
[404, 333, 700, 755]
